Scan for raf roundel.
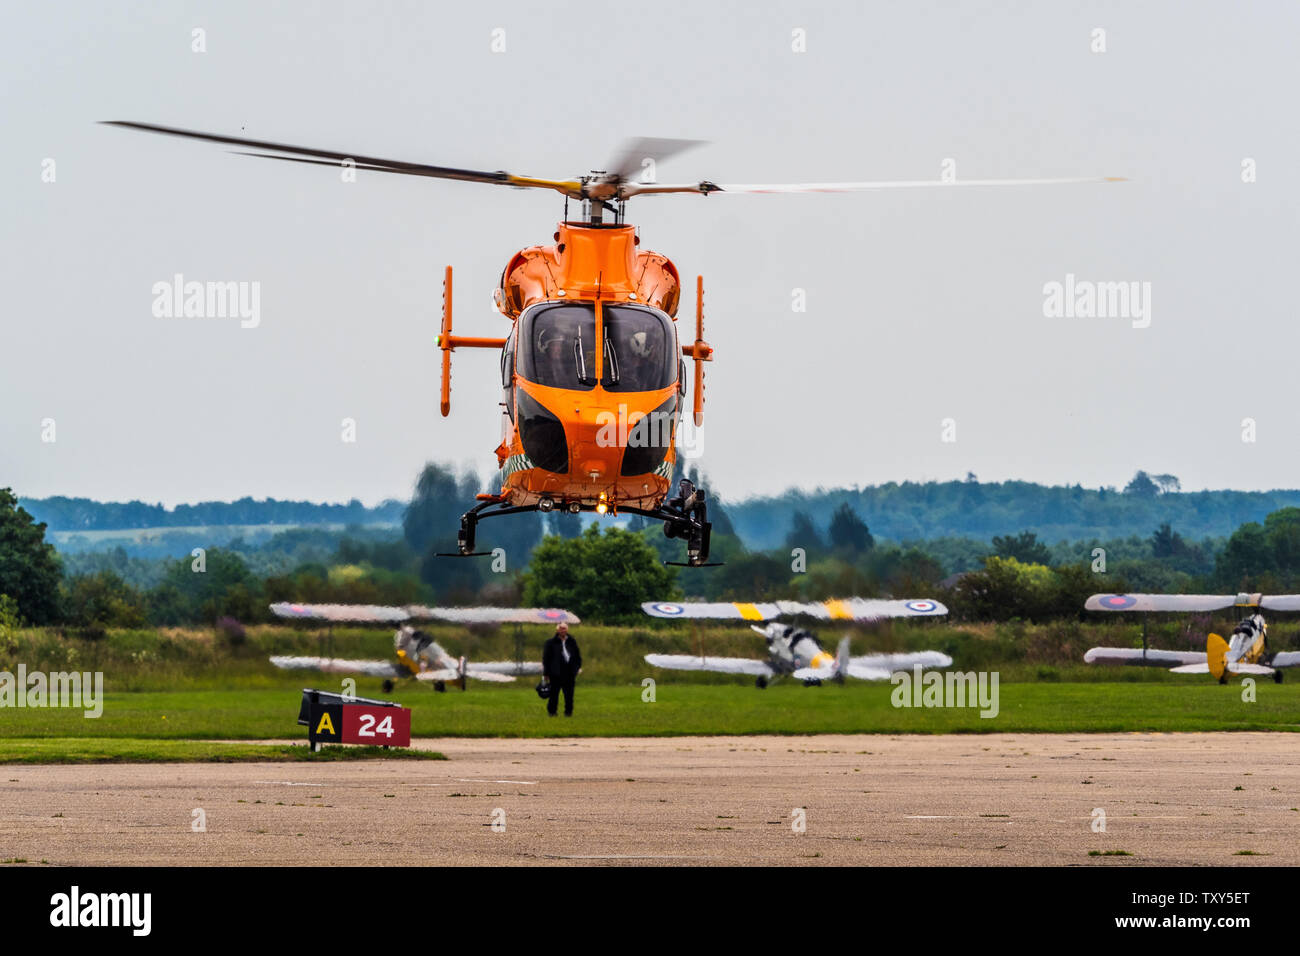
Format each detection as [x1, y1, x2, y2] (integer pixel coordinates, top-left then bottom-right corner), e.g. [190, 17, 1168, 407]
[541, 609, 566, 621]
[1099, 594, 1137, 610]
[905, 600, 937, 613]
[653, 602, 686, 616]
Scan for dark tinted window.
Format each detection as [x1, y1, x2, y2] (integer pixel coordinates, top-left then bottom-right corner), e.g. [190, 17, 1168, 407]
[602, 305, 677, 392]
[517, 303, 596, 391]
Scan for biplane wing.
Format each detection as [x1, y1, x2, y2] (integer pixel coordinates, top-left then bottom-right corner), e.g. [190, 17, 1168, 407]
[1087, 592, 1300, 613]
[1085, 594, 1239, 613]
[641, 598, 947, 621]
[1260, 595, 1300, 612]
[1082, 647, 1206, 666]
[1271, 651, 1300, 668]
[269, 602, 578, 625]
[464, 661, 544, 676]
[1226, 662, 1276, 675]
[793, 652, 953, 682]
[414, 668, 518, 683]
[405, 606, 580, 625]
[643, 654, 775, 677]
[414, 669, 460, 682]
[852, 650, 955, 671]
[459, 669, 519, 683]
[1172, 659, 1295, 676]
[269, 656, 402, 676]
[269, 603, 411, 623]
[843, 663, 894, 680]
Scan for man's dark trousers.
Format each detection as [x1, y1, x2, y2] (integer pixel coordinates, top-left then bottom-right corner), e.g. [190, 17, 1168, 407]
[546, 678, 574, 716]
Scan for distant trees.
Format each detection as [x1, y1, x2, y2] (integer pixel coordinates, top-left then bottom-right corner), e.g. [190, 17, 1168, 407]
[1214, 507, 1300, 590]
[725, 474, 1282, 550]
[1151, 474, 1181, 494]
[522, 525, 678, 621]
[0, 488, 62, 624]
[1121, 471, 1178, 497]
[403, 462, 541, 601]
[992, 531, 1052, 566]
[708, 552, 794, 600]
[148, 549, 262, 625]
[828, 503, 873, 554]
[23, 463, 1300, 631]
[1124, 471, 1160, 498]
[784, 511, 824, 554]
[20, 494, 406, 532]
[61, 571, 147, 630]
[946, 556, 1097, 622]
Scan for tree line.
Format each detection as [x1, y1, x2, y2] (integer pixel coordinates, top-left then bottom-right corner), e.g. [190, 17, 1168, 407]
[7, 469, 1300, 629]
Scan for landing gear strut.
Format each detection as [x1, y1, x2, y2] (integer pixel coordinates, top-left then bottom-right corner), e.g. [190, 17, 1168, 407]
[437, 478, 717, 568]
[659, 478, 715, 567]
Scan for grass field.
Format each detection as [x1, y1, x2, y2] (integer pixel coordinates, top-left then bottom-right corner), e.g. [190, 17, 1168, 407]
[8, 617, 1294, 689]
[3, 622, 1298, 763]
[3, 681, 1297, 742]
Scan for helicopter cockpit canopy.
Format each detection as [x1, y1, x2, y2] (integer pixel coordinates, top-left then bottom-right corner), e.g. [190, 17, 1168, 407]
[518, 302, 677, 393]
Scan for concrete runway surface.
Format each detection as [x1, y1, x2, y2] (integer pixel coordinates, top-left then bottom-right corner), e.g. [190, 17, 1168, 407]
[2, 733, 1297, 866]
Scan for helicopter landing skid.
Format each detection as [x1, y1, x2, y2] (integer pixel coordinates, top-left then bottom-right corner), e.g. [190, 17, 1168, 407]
[436, 500, 540, 558]
[437, 479, 717, 568]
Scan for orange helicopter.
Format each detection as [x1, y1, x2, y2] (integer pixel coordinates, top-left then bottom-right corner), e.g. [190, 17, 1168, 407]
[102, 122, 1122, 566]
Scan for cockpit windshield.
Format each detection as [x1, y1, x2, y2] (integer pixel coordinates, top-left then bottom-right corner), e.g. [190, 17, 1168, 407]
[601, 304, 677, 392]
[518, 302, 678, 392]
[518, 304, 596, 391]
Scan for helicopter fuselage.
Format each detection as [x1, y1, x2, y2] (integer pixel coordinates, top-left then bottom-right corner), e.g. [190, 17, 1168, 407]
[440, 219, 713, 525]
[493, 221, 685, 512]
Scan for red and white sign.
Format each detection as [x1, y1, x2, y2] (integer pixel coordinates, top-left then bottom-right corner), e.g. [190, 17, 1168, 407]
[341, 704, 411, 748]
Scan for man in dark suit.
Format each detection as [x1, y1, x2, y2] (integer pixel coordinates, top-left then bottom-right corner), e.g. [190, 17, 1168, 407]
[542, 622, 582, 717]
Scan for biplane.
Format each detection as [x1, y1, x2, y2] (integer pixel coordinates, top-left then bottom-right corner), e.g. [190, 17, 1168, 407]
[641, 598, 952, 688]
[1084, 592, 1300, 683]
[267, 602, 577, 692]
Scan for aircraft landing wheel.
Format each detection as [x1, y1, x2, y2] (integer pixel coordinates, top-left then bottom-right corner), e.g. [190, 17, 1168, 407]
[755, 676, 768, 690]
[803, 678, 822, 687]
[1274, 671, 1284, 684]
[381, 679, 395, 694]
[434, 681, 446, 693]
[1218, 675, 1228, 685]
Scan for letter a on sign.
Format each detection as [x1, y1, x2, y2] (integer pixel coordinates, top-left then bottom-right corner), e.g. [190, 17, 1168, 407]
[316, 712, 335, 736]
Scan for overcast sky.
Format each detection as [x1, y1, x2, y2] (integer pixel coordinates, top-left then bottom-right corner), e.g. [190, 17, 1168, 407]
[3, 1, 1298, 507]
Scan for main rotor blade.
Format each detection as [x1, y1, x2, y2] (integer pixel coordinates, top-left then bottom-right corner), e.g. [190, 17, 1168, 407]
[622, 175, 1124, 198]
[100, 120, 584, 197]
[233, 150, 584, 194]
[608, 137, 706, 184]
[715, 176, 1127, 193]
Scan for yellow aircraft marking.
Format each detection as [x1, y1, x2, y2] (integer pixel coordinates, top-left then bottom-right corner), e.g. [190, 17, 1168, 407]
[823, 599, 852, 620]
[733, 603, 764, 620]
[506, 175, 584, 195]
[810, 651, 835, 668]
[396, 648, 420, 676]
[1246, 635, 1266, 663]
